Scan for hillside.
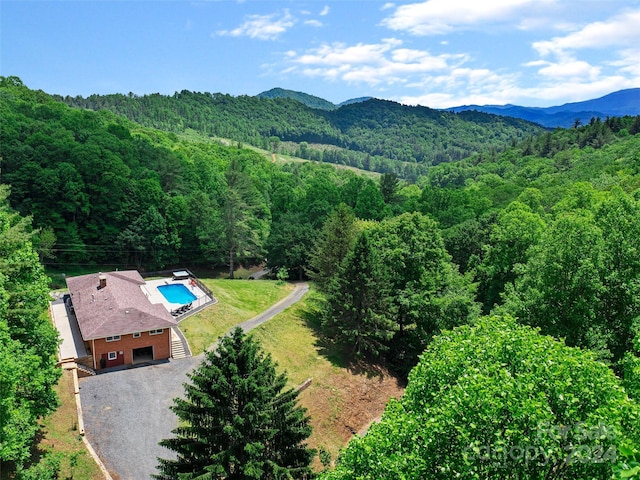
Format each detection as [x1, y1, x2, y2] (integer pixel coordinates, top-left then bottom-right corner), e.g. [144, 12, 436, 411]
[257, 87, 372, 110]
[2, 76, 638, 274]
[60, 89, 544, 178]
[448, 88, 640, 128]
[257, 87, 338, 111]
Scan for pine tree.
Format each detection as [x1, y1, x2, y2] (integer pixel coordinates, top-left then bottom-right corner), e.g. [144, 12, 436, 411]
[154, 328, 313, 480]
[322, 231, 395, 358]
[307, 203, 358, 291]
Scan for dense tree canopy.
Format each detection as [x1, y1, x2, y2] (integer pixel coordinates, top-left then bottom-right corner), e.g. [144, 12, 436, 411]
[2, 75, 640, 477]
[502, 188, 640, 362]
[323, 316, 640, 479]
[476, 201, 547, 312]
[321, 212, 478, 373]
[0, 185, 60, 470]
[61, 90, 544, 176]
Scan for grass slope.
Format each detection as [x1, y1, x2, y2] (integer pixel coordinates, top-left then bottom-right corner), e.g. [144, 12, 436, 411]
[38, 369, 105, 480]
[180, 279, 294, 355]
[251, 288, 404, 469]
[182, 280, 404, 469]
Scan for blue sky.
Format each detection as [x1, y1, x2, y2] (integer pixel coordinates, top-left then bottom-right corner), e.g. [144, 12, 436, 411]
[2, 0, 639, 108]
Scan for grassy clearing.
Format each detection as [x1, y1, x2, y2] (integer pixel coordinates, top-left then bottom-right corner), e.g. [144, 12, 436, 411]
[38, 369, 104, 480]
[252, 288, 404, 468]
[251, 289, 345, 386]
[180, 279, 294, 354]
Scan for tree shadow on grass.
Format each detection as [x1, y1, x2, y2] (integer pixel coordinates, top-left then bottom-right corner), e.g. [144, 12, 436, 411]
[1, 428, 55, 480]
[299, 296, 389, 380]
[299, 301, 347, 368]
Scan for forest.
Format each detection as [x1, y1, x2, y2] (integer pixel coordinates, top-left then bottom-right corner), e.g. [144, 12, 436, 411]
[60, 87, 544, 179]
[1, 74, 640, 478]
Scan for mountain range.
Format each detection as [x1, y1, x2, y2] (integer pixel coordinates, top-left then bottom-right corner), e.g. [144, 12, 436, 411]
[447, 88, 640, 128]
[259, 87, 640, 129]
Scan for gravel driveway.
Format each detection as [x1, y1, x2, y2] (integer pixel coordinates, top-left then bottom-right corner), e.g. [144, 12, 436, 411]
[79, 356, 200, 479]
[78, 283, 309, 479]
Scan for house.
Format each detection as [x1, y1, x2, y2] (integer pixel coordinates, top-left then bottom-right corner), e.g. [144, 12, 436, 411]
[66, 270, 178, 370]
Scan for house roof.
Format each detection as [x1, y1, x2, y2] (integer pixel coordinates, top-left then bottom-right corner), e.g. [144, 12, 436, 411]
[66, 270, 177, 340]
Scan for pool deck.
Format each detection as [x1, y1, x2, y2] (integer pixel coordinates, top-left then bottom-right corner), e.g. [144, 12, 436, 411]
[142, 278, 206, 313]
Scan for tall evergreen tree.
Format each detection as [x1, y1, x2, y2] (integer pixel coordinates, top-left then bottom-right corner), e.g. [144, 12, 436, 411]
[322, 231, 395, 358]
[307, 203, 359, 291]
[379, 172, 399, 205]
[220, 156, 270, 278]
[154, 328, 313, 480]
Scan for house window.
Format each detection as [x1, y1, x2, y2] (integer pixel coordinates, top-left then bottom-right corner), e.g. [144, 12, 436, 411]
[133, 332, 141, 338]
[108, 351, 117, 361]
[149, 329, 164, 335]
[106, 335, 121, 342]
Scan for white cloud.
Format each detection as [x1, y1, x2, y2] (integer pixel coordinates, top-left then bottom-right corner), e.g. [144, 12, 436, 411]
[320, 5, 330, 16]
[267, 2, 640, 109]
[400, 70, 637, 109]
[522, 9, 640, 100]
[382, 0, 552, 35]
[284, 39, 476, 89]
[304, 19, 323, 27]
[520, 77, 636, 105]
[294, 39, 403, 67]
[526, 58, 601, 81]
[609, 47, 640, 77]
[217, 9, 295, 40]
[400, 66, 520, 105]
[533, 10, 640, 56]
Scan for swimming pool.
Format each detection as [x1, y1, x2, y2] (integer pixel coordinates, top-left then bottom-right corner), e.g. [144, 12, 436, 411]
[157, 284, 197, 305]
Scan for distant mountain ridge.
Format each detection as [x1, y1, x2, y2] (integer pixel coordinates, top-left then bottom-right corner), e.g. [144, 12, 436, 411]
[63, 88, 543, 179]
[447, 88, 640, 128]
[257, 87, 372, 110]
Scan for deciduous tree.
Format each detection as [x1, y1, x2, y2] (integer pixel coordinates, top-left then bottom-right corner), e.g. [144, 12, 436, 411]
[0, 186, 60, 471]
[323, 316, 640, 480]
[476, 201, 546, 312]
[369, 212, 478, 375]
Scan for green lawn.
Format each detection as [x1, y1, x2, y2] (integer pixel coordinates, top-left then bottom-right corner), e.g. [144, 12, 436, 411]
[182, 280, 403, 469]
[251, 288, 403, 467]
[251, 289, 344, 386]
[180, 279, 294, 354]
[38, 369, 105, 480]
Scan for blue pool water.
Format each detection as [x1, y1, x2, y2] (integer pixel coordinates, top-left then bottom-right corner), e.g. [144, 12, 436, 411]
[158, 284, 197, 304]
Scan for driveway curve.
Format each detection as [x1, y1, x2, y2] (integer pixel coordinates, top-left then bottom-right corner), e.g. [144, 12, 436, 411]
[237, 282, 308, 333]
[79, 282, 309, 480]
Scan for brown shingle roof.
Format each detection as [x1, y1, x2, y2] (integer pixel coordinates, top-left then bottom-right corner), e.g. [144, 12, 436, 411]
[66, 270, 177, 340]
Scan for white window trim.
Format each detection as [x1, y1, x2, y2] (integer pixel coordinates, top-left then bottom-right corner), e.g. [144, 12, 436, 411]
[149, 329, 164, 336]
[133, 332, 141, 338]
[107, 351, 117, 360]
[106, 335, 121, 342]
